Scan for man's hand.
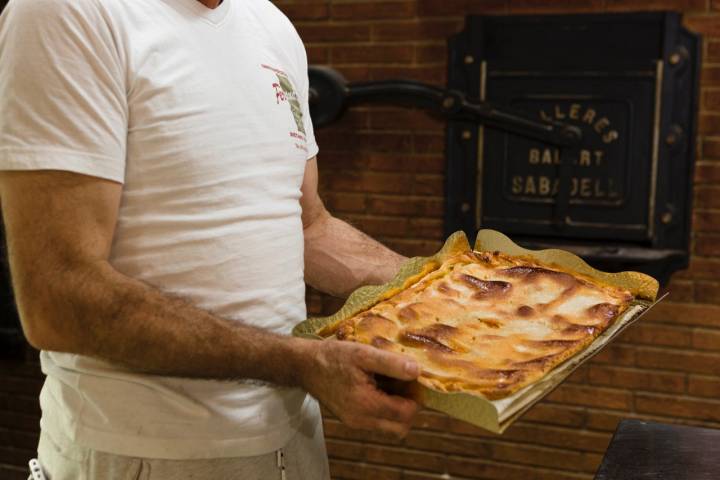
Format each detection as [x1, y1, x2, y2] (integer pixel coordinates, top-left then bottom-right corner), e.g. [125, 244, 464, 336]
[300, 340, 421, 438]
[299, 157, 419, 436]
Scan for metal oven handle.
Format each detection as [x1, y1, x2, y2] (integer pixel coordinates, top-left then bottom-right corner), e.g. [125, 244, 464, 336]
[308, 66, 582, 147]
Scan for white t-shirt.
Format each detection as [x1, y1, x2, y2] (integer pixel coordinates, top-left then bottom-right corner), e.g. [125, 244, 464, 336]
[0, 0, 320, 459]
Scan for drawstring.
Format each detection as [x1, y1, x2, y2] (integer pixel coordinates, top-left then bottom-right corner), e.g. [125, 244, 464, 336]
[28, 459, 47, 480]
[276, 449, 287, 480]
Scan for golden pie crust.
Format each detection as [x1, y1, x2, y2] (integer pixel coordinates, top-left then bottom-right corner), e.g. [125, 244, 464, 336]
[319, 250, 634, 400]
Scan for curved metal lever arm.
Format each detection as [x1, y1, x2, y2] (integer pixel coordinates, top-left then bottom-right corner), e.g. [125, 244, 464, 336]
[307, 67, 582, 147]
[345, 80, 582, 147]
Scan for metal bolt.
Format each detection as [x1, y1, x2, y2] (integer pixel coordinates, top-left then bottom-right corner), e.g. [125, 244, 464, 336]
[461, 202, 471, 213]
[668, 47, 688, 67]
[461, 130, 472, 140]
[661, 212, 673, 224]
[464, 55, 474, 65]
[442, 97, 455, 109]
[665, 125, 683, 147]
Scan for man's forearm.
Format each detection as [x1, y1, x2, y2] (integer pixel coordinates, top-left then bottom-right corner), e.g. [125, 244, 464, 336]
[1, 167, 423, 438]
[304, 211, 407, 297]
[31, 260, 310, 385]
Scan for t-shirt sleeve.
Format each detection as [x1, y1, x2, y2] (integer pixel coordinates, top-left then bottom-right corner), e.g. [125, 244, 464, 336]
[0, 0, 127, 183]
[300, 74, 319, 161]
[293, 35, 319, 160]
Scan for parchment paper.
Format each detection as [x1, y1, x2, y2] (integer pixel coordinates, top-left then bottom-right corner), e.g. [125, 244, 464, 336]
[294, 230, 662, 433]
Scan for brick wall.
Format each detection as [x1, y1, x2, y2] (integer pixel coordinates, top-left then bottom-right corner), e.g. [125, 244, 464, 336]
[280, 0, 720, 479]
[0, 1, 718, 480]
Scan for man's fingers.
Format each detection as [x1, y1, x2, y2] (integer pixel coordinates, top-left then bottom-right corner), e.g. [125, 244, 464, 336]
[370, 391, 419, 423]
[353, 344, 420, 381]
[325, 342, 420, 438]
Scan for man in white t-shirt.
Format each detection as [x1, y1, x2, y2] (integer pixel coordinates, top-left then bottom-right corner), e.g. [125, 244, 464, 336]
[0, 0, 422, 478]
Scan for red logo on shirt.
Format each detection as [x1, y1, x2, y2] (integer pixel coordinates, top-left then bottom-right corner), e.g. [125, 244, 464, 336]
[272, 83, 286, 104]
[261, 64, 305, 136]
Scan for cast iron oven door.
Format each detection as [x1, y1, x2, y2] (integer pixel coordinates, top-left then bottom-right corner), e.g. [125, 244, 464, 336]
[446, 12, 700, 283]
[309, 13, 699, 285]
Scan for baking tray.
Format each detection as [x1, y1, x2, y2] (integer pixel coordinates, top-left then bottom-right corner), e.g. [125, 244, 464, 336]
[293, 229, 662, 433]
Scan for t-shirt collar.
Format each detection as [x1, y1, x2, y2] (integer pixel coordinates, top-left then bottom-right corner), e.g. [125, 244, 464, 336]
[172, 0, 232, 26]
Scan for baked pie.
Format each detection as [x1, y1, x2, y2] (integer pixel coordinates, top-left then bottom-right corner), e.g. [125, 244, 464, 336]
[319, 250, 634, 400]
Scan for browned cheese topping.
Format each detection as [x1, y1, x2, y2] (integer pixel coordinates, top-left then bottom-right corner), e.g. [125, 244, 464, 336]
[323, 251, 633, 400]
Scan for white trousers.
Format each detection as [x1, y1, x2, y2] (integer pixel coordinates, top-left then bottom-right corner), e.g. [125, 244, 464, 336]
[36, 418, 331, 480]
